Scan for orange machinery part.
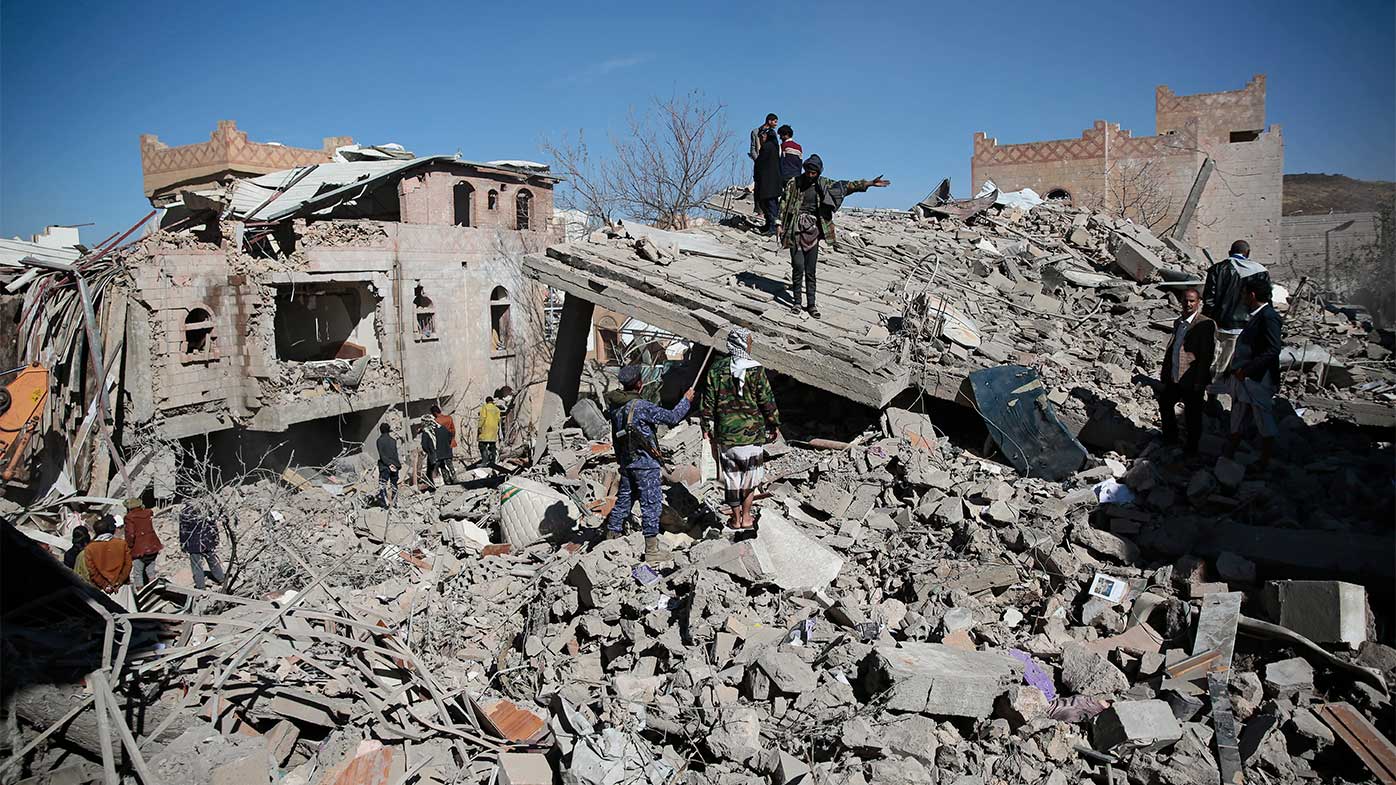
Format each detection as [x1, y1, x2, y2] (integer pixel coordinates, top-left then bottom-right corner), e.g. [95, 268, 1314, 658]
[1, 364, 50, 481]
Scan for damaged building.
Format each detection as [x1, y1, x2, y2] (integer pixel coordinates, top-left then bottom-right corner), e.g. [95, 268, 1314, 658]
[8, 122, 562, 497]
[972, 75, 1283, 265]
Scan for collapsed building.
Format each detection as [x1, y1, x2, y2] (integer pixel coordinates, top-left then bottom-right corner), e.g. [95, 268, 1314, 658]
[2, 122, 1396, 785]
[5, 122, 562, 499]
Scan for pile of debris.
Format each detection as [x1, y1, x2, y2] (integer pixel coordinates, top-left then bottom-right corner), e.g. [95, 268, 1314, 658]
[5, 189, 1395, 785]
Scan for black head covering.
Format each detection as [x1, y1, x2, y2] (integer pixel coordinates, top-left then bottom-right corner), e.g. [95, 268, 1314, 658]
[802, 154, 823, 176]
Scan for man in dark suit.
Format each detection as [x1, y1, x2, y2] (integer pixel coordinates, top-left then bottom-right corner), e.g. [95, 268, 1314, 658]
[1225, 276, 1283, 470]
[1158, 286, 1215, 455]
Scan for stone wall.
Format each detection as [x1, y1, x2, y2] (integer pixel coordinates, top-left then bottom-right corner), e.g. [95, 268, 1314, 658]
[1279, 212, 1381, 286]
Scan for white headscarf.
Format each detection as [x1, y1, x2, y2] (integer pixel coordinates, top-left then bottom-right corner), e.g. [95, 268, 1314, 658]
[727, 327, 761, 391]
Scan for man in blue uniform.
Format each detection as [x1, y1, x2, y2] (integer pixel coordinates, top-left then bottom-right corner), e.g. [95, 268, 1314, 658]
[604, 365, 694, 563]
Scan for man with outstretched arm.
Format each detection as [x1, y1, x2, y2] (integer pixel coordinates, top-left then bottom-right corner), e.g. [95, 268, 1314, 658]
[604, 366, 694, 564]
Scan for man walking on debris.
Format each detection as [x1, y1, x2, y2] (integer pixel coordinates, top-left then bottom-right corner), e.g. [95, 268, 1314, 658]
[124, 497, 164, 589]
[1203, 240, 1270, 407]
[1157, 286, 1215, 456]
[754, 128, 783, 236]
[1224, 277, 1283, 471]
[477, 395, 502, 467]
[432, 404, 457, 451]
[376, 422, 401, 507]
[778, 155, 890, 318]
[64, 525, 91, 570]
[179, 501, 225, 590]
[700, 327, 782, 530]
[75, 515, 131, 593]
[605, 365, 694, 563]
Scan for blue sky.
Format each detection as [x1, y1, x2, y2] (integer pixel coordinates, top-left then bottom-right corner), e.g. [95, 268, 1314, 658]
[2, 0, 1392, 243]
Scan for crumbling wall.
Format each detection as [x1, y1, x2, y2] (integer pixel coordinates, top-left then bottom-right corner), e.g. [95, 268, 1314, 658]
[1156, 74, 1267, 145]
[397, 168, 556, 234]
[1189, 127, 1284, 265]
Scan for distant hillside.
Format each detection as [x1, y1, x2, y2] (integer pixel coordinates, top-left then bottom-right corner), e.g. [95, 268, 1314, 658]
[1283, 173, 1394, 216]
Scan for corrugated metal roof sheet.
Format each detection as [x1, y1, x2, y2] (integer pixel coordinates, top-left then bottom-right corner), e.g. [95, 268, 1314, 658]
[0, 238, 82, 267]
[227, 156, 559, 221]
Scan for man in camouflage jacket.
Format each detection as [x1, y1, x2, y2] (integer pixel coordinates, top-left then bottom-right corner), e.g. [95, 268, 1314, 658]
[777, 154, 890, 318]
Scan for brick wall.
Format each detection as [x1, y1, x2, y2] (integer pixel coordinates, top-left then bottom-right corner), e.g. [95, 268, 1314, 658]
[397, 166, 556, 235]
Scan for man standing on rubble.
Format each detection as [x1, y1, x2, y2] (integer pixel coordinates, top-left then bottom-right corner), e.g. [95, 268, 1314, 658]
[1224, 277, 1283, 471]
[605, 365, 694, 563]
[750, 113, 778, 210]
[477, 396, 502, 467]
[1157, 286, 1215, 456]
[777, 125, 802, 184]
[430, 408, 457, 484]
[700, 327, 781, 530]
[123, 497, 164, 589]
[75, 515, 132, 593]
[416, 415, 446, 487]
[778, 155, 890, 318]
[1203, 240, 1270, 407]
[376, 422, 401, 507]
[179, 501, 225, 591]
[754, 128, 783, 236]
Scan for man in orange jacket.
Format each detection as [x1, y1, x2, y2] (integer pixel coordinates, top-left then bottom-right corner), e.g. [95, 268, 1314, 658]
[123, 498, 164, 589]
[76, 515, 132, 593]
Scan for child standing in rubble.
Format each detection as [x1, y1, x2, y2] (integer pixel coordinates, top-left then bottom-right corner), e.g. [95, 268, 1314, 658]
[605, 365, 694, 563]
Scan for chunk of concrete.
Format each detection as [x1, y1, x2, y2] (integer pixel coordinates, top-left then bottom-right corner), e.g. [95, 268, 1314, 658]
[749, 512, 844, 592]
[1093, 699, 1183, 752]
[498, 752, 553, 785]
[757, 650, 818, 695]
[866, 643, 1022, 718]
[569, 398, 610, 442]
[1113, 236, 1162, 282]
[1062, 642, 1129, 697]
[1072, 527, 1139, 563]
[1264, 657, 1314, 699]
[1192, 591, 1243, 668]
[1215, 551, 1256, 583]
[1266, 580, 1367, 647]
[707, 707, 762, 763]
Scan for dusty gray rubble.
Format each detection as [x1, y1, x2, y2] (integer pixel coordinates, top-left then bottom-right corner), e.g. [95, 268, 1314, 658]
[5, 191, 1395, 785]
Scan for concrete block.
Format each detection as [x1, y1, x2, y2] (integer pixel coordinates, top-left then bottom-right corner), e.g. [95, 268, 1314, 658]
[867, 642, 1022, 718]
[1093, 699, 1183, 752]
[1266, 580, 1367, 647]
[498, 752, 552, 785]
[1113, 236, 1162, 282]
[1062, 642, 1129, 697]
[569, 397, 609, 442]
[1264, 657, 1314, 699]
[757, 650, 818, 695]
[1192, 591, 1243, 668]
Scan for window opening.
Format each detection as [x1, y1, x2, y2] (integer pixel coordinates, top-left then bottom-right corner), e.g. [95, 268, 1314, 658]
[414, 284, 437, 341]
[487, 189, 499, 210]
[452, 181, 473, 227]
[182, 307, 217, 363]
[1229, 130, 1261, 143]
[1045, 188, 1072, 203]
[490, 285, 512, 352]
[515, 189, 532, 230]
[273, 283, 379, 361]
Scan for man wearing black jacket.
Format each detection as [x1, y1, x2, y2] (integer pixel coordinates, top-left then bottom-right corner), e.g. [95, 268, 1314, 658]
[1224, 277, 1283, 470]
[1159, 286, 1215, 455]
[1203, 240, 1270, 400]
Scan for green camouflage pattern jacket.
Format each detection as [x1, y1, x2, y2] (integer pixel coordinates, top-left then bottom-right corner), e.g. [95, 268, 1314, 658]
[778, 176, 871, 250]
[700, 357, 781, 448]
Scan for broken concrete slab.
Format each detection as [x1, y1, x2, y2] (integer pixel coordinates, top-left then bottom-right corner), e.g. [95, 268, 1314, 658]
[498, 752, 553, 785]
[757, 650, 818, 695]
[1062, 642, 1130, 697]
[748, 511, 844, 592]
[969, 365, 1088, 482]
[1093, 699, 1184, 752]
[1112, 236, 1162, 282]
[1191, 591, 1243, 668]
[867, 642, 1023, 718]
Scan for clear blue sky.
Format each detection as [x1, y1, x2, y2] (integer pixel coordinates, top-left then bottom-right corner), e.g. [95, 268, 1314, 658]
[3, 0, 1392, 244]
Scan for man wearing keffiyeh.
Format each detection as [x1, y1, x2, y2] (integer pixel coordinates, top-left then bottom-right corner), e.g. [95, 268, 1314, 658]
[700, 327, 782, 529]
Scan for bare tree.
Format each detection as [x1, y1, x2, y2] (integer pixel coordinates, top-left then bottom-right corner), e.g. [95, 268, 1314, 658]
[1087, 158, 1177, 231]
[540, 130, 620, 228]
[543, 91, 738, 230]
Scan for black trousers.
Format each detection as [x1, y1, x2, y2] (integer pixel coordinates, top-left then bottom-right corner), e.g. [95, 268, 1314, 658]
[789, 244, 819, 308]
[760, 197, 780, 233]
[1158, 382, 1204, 452]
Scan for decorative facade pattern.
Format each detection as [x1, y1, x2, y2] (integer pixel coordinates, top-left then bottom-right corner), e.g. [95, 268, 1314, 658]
[140, 120, 351, 198]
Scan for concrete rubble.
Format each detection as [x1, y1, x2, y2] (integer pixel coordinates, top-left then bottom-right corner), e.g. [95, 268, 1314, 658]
[4, 186, 1395, 785]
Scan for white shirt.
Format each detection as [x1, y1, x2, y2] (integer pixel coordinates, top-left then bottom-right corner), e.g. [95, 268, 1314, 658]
[1248, 304, 1266, 319]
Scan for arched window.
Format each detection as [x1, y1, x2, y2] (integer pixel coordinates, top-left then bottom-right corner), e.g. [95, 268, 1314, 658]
[452, 181, 473, 227]
[1046, 188, 1072, 203]
[515, 189, 532, 231]
[182, 307, 217, 363]
[490, 286, 511, 352]
[413, 283, 437, 341]
[487, 189, 499, 210]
